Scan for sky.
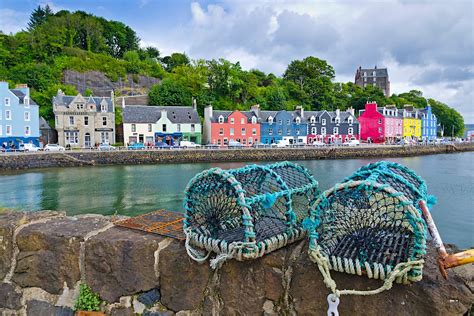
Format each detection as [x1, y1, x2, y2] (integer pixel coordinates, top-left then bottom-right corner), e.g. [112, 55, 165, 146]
[1, 0, 473, 122]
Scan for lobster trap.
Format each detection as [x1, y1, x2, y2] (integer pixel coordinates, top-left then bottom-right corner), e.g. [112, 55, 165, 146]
[184, 161, 319, 267]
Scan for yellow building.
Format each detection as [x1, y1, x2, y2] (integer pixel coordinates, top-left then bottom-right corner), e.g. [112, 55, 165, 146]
[402, 105, 422, 139]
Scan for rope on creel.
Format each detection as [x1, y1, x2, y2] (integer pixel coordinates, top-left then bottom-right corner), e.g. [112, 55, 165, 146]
[184, 228, 211, 263]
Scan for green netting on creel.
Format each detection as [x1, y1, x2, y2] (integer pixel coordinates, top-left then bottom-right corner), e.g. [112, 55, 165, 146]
[344, 161, 436, 207]
[304, 179, 428, 285]
[184, 161, 320, 264]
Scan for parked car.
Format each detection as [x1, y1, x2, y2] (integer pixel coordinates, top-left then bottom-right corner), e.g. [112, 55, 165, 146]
[204, 144, 220, 149]
[20, 143, 41, 152]
[312, 141, 325, 147]
[155, 142, 172, 149]
[44, 144, 65, 152]
[98, 143, 115, 151]
[127, 143, 145, 150]
[344, 138, 360, 146]
[180, 141, 201, 148]
[228, 140, 243, 148]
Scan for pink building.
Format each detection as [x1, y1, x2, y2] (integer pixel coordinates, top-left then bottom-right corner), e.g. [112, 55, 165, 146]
[203, 106, 260, 146]
[358, 102, 385, 143]
[379, 105, 403, 143]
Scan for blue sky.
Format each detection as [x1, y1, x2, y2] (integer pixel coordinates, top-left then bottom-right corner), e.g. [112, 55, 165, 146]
[1, 0, 473, 122]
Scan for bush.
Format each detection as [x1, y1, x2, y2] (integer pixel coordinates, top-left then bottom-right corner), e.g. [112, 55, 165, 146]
[74, 283, 102, 311]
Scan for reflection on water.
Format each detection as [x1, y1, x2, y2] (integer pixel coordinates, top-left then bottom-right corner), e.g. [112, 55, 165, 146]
[0, 153, 472, 247]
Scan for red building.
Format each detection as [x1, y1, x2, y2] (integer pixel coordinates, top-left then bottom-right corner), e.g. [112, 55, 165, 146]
[203, 106, 260, 146]
[358, 102, 385, 143]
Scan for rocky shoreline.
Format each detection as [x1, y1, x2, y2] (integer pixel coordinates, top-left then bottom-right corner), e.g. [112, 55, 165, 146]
[0, 211, 472, 315]
[0, 143, 473, 171]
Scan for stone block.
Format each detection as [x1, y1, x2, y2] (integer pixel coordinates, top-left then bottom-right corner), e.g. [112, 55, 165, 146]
[84, 226, 164, 303]
[137, 288, 161, 307]
[0, 282, 22, 310]
[13, 216, 110, 294]
[26, 300, 74, 316]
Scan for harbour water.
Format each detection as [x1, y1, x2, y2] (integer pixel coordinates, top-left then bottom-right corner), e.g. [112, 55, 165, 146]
[0, 152, 473, 248]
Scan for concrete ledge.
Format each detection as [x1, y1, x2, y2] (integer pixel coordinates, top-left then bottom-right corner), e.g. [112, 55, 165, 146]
[0, 211, 472, 315]
[1, 143, 473, 170]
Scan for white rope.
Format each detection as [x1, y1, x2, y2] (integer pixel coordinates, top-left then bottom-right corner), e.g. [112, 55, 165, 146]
[185, 229, 211, 263]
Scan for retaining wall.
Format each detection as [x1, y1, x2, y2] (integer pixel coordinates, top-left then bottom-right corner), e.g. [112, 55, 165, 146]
[1, 143, 473, 171]
[0, 211, 472, 315]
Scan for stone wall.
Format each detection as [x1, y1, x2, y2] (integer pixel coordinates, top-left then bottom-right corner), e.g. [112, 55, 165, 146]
[1, 143, 473, 171]
[0, 211, 472, 315]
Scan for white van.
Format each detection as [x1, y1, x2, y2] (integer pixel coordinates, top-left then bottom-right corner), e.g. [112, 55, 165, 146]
[180, 141, 201, 148]
[20, 143, 41, 152]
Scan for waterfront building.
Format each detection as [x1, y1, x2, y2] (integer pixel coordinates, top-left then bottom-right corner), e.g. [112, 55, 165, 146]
[358, 102, 385, 143]
[203, 105, 260, 146]
[355, 66, 391, 97]
[419, 105, 437, 141]
[123, 105, 201, 146]
[39, 117, 57, 146]
[0, 82, 40, 148]
[464, 124, 474, 141]
[306, 108, 359, 144]
[53, 90, 115, 147]
[378, 105, 403, 143]
[401, 105, 422, 140]
[255, 105, 308, 145]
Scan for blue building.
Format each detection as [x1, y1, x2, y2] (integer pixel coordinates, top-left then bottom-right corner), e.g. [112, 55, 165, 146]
[420, 105, 437, 141]
[251, 105, 307, 144]
[0, 82, 40, 148]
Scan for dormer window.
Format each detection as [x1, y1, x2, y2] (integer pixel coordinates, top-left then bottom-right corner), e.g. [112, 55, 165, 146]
[348, 117, 353, 124]
[335, 118, 340, 124]
[310, 116, 315, 123]
[4, 98, 10, 106]
[218, 115, 224, 123]
[241, 118, 245, 124]
[322, 119, 326, 125]
[268, 116, 273, 124]
[295, 117, 301, 124]
[251, 116, 257, 124]
[101, 104, 107, 112]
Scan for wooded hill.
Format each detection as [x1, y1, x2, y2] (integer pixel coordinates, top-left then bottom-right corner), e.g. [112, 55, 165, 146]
[0, 5, 465, 136]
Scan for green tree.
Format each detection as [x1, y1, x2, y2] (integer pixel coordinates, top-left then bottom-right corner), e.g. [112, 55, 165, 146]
[161, 53, 190, 72]
[27, 5, 53, 31]
[429, 99, 464, 137]
[148, 78, 192, 106]
[123, 50, 140, 73]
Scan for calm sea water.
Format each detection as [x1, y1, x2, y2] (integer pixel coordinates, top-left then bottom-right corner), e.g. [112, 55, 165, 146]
[0, 152, 472, 248]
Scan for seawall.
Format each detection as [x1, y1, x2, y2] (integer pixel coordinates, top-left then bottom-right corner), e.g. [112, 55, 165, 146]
[1, 143, 473, 171]
[0, 211, 472, 315]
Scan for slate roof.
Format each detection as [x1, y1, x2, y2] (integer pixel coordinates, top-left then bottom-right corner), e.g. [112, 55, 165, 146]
[53, 94, 114, 113]
[10, 89, 38, 105]
[39, 117, 52, 130]
[123, 105, 200, 124]
[210, 110, 258, 123]
[359, 68, 389, 77]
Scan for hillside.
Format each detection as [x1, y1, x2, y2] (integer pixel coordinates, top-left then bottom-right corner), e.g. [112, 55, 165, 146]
[0, 5, 465, 136]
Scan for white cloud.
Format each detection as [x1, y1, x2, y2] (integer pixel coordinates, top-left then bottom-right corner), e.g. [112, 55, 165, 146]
[0, 9, 29, 34]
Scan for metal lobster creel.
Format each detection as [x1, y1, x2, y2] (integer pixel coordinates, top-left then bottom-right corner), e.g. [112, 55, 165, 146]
[305, 179, 428, 288]
[184, 161, 319, 268]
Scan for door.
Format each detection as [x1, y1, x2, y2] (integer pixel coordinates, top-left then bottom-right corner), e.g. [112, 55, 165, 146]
[85, 133, 91, 147]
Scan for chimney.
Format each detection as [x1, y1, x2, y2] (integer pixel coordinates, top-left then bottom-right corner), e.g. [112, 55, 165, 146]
[296, 105, 304, 118]
[347, 107, 354, 116]
[192, 97, 197, 111]
[204, 105, 213, 121]
[161, 108, 167, 120]
[251, 104, 260, 117]
[335, 108, 340, 117]
[122, 97, 125, 108]
[15, 83, 30, 97]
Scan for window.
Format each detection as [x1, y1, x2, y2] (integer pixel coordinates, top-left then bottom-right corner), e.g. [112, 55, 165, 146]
[242, 139, 246, 145]
[230, 118, 235, 124]
[296, 117, 301, 124]
[373, 71, 376, 76]
[24, 112, 30, 121]
[348, 117, 353, 124]
[217, 139, 221, 145]
[331, 117, 335, 123]
[218, 116, 224, 123]
[310, 116, 315, 123]
[191, 124, 195, 132]
[6, 125, 12, 135]
[102, 117, 107, 126]
[25, 126, 30, 136]
[251, 116, 257, 124]
[101, 104, 107, 112]
[268, 116, 273, 124]
[248, 137, 253, 144]
[378, 119, 382, 124]
[162, 124, 167, 132]
[296, 128, 300, 135]
[223, 138, 228, 145]
[278, 119, 282, 125]
[24, 97, 29, 107]
[363, 72, 367, 76]
[311, 127, 317, 134]
[131, 124, 136, 132]
[69, 116, 74, 125]
[286, 119, 290, 125]
[321, 127, 326, 135]
[269, 128, 273, 135]
[55, 115, 58, 126]
[241, 118, 245, 124]
[148, 124, 152, 132]
[252, 128, 256, 135]
[322, 119, 326, 125]
[347, 127, 353, 135]
[335, 118, 340, 124]
[241, 128, 246, 136]
[287, 129, 291, 135]
[4, 98, 10, 106]
[101, 132, 110, 144]
[84, 116, 89, 126]
[65, 131, 78, 144]
[378, 127, 383, 133]
[5, 110, 11, 120]
[278, 129, 282, 135]
[219, 128, 224, 135]
[230, 128, 234, 136]
[333, 127, 338, 134]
